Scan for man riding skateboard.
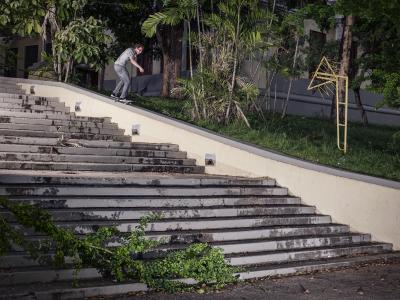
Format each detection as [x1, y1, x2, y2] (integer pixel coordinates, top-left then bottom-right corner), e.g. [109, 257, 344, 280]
[111, 43, 144, 103]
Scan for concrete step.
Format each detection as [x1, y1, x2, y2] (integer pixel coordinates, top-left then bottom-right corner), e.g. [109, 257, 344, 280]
[1, 206, 316, 222]
[1, 253, 399, 299]
[216, 233, 372, 255]
[6, 196, 293, 209]
[9, 224, 350, 249]
[0, 110, 111, 122]
[0, 161, 205, 173]
[0, 96, 65, 109]
[0, 106, 70, 114]
[0, 172, 274, 187]
[8, 224, 351, 254]
[119, 233, 374, 259]
[0, 116, 119, 129]
[0, 82, 20, 88]
[227, 242, 393, 266]
[0, 243, 391, 286]
[0, 152, 195, 165]
[0, 98, 65, 108]
[0, 144, 187, 159]
[0, 123, 124, 135]
[0, 136, 179, 151]
[13, 215, 332, 235]
[0, 93, 63, 105]
[64, 139, 180, 151]
[0, 278, 148, 300]
[0, 234, 371, 268]
[0, 87, 24, 94]
[0, 129, 131, 141]
[0, 93, 58, 102]
[0, 185, 287, 197]
[0, 266, 101, 286]
[240, 252, 400, 279]
[148, 224, 351, 243]
[0, 102, 69, 113]
[0, 82, 23, 88]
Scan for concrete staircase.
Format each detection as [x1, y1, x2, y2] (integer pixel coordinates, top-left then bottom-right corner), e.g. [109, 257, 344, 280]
[0, 88, 204, 174]
[0, 80, 398, 299]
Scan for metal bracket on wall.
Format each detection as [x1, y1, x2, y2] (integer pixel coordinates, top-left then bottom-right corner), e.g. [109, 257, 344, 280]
[131, 124, 140, 135]
[74, 101, 82, 112]
[205, 153, 216, 166]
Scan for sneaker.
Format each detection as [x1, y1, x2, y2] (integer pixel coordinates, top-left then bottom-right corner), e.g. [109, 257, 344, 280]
[118, 98, 131, 104]
[110, 93, 118, 99]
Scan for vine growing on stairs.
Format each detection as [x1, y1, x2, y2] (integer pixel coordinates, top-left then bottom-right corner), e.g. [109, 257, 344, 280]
[0, 197, 238, 292]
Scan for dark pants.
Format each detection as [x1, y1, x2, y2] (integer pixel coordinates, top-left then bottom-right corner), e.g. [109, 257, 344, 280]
[113, 64, 130, 99]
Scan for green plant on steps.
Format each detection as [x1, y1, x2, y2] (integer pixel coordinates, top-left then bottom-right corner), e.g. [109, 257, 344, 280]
[0, 196, 238, 292]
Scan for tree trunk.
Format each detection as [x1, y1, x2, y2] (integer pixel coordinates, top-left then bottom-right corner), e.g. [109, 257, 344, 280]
[225, 1, 242, 123]
[353, 87, 368, 126]
[196, 4, 204, 92]
[57, 53, 62, 81]
[98, 68, 105, 91]
[334, 15, 354, 123]
[281, 35, 300, 118]
[64, 59, 72, 83]
[349, 36, 368, 126]
[156, 24, 183, 98]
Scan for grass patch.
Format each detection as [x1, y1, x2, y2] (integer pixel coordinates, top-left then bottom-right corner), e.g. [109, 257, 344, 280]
[107, 92, 400, 181]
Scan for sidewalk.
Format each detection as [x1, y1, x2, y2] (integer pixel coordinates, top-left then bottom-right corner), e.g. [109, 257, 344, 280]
[116, 260, 400, 300]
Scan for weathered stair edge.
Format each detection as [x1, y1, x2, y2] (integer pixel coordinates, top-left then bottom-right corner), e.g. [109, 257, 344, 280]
[0, 253, 399, 300]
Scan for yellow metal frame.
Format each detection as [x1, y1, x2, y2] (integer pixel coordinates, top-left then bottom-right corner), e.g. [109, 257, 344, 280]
[307, 56, 349, 153]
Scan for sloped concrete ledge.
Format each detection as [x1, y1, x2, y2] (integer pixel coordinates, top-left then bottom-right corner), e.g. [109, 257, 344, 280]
[1, 76, 399, 250]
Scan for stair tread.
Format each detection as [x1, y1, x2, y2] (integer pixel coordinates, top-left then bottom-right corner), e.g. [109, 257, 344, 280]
[226, 242, 391, 258]
[1, 242, 390, 272]
[9, 223, 349, 238]
[0, 152, 193, 162]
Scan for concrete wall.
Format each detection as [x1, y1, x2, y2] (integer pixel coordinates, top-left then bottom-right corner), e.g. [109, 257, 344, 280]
[2, 76, 399, 249]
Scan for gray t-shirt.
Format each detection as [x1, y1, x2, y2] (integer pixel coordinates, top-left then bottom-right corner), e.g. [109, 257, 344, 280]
[115, 48, 137, 66]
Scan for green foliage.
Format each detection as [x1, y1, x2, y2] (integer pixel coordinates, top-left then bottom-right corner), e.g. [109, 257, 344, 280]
[0, 0, 113, 82]
[28, 53, 58, 80]
[304, 39, 339, 78]
[0, 0, 88, 36]
[54, 16, 112, 71]
[142, 0, 198, 38]
[165, 0, 269, 126]
[84, 0, 155, 54]
[372, 71, 400, 109]
[303, 2, 336, 32]
[0, 197, 237, 291]
[0, 0, 45, 36]
[143, 243, 237, 292]
[335, 0, 400, 109]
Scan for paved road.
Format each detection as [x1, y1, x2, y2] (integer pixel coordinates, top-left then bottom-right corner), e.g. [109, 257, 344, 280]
[114, 261, 400, 300]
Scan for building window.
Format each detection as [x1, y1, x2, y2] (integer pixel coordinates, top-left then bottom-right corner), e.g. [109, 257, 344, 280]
[308, 30, 326, 77]
[24, 45, 39, 78]
[45, 43, 52, 55]
[5, 48, 18, 78]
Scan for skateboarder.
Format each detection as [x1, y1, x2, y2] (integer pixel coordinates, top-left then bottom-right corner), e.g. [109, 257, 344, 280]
[111, 44, 144, 103]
